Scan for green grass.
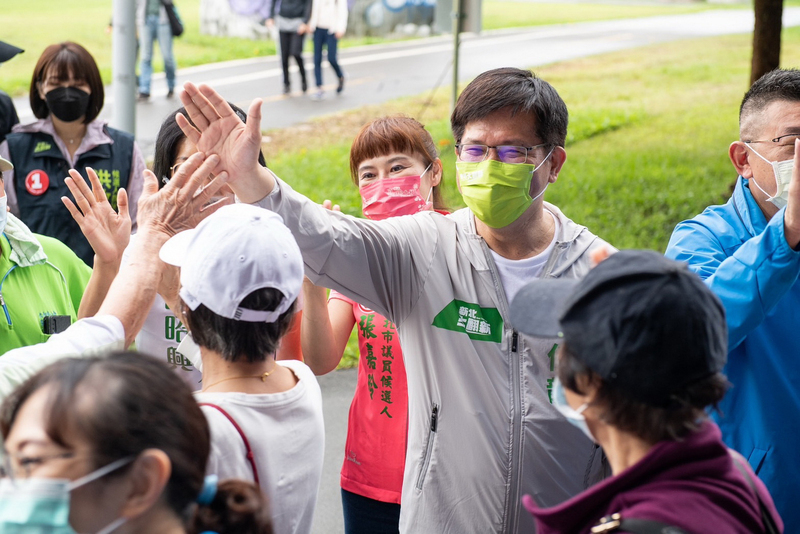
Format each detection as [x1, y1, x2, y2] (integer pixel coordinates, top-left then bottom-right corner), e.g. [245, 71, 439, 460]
[265, 26, 800, 368]
[481, 1, 728, 31]
[1, 0, 740, 96]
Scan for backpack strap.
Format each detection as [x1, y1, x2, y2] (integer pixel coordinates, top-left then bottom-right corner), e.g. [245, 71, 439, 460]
[728, 449, 780, 534]
[199, 403, 260, 486]
[591, 513, 689, 534]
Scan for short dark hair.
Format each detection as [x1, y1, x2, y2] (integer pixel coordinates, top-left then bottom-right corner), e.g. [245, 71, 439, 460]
[740, 68, 800, 137]
[153, 104, 267, 188]
[30, 42, 104, 124]
[558, 344, 730, 444]
[184, 287, 296, 362]
[451, 68, 568, 147]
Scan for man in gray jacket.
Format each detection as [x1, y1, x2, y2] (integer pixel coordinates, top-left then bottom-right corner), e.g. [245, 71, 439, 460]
[177, 67, 612, 534]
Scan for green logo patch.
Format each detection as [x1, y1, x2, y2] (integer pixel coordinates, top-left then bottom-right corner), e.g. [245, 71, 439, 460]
[432, 300, 503, 342]
[34, 141, 52, 153]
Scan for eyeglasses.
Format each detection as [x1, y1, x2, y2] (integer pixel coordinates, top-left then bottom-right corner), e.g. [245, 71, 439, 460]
[746, 133, 800, 153]
[0, 450, 75, 480]
[170, 161, 184, 177]
[456, 143, 550, 164]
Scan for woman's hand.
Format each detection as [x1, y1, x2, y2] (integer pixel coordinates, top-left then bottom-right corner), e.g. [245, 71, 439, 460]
[62, 167, 131, 267]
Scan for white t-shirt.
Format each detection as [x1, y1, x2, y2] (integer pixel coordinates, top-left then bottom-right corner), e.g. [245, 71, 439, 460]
[121, 235, 203, 391]
[195, 360, 325, 534]
[489, 210, 559, 305]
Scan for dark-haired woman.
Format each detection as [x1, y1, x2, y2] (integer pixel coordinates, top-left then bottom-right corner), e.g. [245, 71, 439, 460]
[0, 42, 146, 265]
[301, 116, 446, 534]
[0, 352, 274, 534]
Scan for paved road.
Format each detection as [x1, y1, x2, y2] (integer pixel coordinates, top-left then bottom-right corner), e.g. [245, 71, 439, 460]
[13, 8, 800, 159]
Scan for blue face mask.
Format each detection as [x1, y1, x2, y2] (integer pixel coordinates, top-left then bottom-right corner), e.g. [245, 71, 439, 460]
[552, 377, 595, 443]
[0, 456, 133, 534]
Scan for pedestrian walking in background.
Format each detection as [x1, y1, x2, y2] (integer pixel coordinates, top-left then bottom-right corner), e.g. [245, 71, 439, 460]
[137, 0, 178, 100]
[267, 0, 313, 95]
[308, 0, 347, 100]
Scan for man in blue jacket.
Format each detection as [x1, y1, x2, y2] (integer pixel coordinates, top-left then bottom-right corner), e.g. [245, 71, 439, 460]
[666, 68, 800, 532]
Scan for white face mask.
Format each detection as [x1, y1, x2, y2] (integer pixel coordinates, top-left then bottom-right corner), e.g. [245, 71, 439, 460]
[552, 377, 595, 443]
[0, 196, 7, 235]
[745, 144, 793, 209]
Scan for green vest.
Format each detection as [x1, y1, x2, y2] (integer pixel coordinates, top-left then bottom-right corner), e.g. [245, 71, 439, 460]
[0, 233, 91, 354]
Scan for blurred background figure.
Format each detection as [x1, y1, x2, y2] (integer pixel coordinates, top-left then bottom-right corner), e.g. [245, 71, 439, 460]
[0, 42, 146, 266]
[266, 0, 312, 95]
[137, 0, 178, 101]
[308, 0, 348, 100]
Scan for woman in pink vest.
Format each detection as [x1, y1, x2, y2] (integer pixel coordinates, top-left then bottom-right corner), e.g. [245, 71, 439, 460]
[301, 116, 447, 533]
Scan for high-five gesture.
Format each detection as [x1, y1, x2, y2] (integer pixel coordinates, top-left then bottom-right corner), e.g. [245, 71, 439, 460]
[62, 167, 131, 267]
[177, 83, 275, 203]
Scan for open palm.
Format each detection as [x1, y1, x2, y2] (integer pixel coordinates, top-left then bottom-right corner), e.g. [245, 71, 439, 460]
[177, 82, 264, 186]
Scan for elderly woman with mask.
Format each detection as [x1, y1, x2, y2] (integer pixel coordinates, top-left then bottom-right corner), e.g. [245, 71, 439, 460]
[510, 250, 783, 534]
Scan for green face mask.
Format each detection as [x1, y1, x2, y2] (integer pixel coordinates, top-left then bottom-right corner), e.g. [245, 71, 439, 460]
[456, 151, 552, 228]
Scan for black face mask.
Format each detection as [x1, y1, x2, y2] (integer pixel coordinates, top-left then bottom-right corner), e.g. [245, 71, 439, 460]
[44, 86, 90, 123]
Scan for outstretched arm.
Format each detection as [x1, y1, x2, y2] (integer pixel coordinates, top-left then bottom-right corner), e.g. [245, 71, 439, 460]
[62, 167, 132, 319]
[98, 152, 232, 346]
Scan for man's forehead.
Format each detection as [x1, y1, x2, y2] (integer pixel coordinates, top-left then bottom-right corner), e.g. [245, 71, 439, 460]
[743, 99, 800, 138]
[462, 108, 539, 142]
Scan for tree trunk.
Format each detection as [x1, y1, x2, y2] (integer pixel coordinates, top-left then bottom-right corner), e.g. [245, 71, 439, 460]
[751, 0, 784, 85]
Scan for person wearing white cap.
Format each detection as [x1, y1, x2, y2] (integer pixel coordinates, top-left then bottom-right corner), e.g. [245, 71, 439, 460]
[0, 154, 92, 354]
[159, 203, 325, 534]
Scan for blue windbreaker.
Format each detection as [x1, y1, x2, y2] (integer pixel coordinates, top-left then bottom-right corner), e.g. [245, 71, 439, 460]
[666, 176, 800, 533]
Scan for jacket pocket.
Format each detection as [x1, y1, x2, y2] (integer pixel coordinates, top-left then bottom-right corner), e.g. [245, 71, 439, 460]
[747, 447, 768, 475]
[415, 403, 438, 491]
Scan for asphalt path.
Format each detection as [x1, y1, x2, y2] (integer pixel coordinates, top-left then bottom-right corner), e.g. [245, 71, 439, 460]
[10, 9, 800, 533]
[13, 8, 800, 159]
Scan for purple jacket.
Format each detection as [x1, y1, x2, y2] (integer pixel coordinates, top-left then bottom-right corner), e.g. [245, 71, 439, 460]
[524, 422, 782, 534]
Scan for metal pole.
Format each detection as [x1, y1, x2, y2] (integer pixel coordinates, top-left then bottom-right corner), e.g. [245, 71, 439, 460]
[111, 0, 137, 135]
[451, 0, 463, 112]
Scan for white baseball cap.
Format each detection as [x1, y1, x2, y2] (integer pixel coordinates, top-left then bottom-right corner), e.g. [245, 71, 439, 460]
[0, 155, 12, 173]
[159, 204, 304, 323]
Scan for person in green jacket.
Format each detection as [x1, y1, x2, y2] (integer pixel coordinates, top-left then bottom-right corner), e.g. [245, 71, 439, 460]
[0, 155, 91, 354]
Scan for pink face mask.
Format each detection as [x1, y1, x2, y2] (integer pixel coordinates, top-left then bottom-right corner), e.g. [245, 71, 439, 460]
[360, 165, 433, 221]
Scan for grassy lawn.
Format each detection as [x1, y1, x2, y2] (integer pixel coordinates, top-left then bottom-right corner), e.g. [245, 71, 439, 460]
[0, 0, 736, 96]
[263, 26, 800, 368]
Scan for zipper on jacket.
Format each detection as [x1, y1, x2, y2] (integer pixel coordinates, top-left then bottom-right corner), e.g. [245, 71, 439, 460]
[415, 403, 439, 490]
[506, 330, 524, 534]
[0, 265, 17, 327]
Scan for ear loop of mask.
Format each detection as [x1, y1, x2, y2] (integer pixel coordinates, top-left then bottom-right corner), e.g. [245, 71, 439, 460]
[421, 163, 434, 211]
[529, 147, 555, 203]
[744, 143, 780, 199]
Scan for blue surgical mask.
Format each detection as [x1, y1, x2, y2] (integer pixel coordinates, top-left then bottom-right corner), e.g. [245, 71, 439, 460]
[0, 456, 133, 534]
[0, 196, 7, 235]
[552, 377, 595, 443]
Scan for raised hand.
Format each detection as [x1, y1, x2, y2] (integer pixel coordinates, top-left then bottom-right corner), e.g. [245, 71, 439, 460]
[136, 151, 232, 238]
[62, 167, 131, 266]
[176, 83, 264, 186]
[784, 138, 800, 249]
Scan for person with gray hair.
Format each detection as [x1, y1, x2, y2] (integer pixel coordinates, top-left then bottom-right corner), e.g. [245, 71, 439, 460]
[666, 68, 800, 532]
[176, 66, 614, 534]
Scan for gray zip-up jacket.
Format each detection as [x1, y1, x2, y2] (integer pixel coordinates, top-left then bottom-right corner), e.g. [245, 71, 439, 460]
[255, 177, 611, 533]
